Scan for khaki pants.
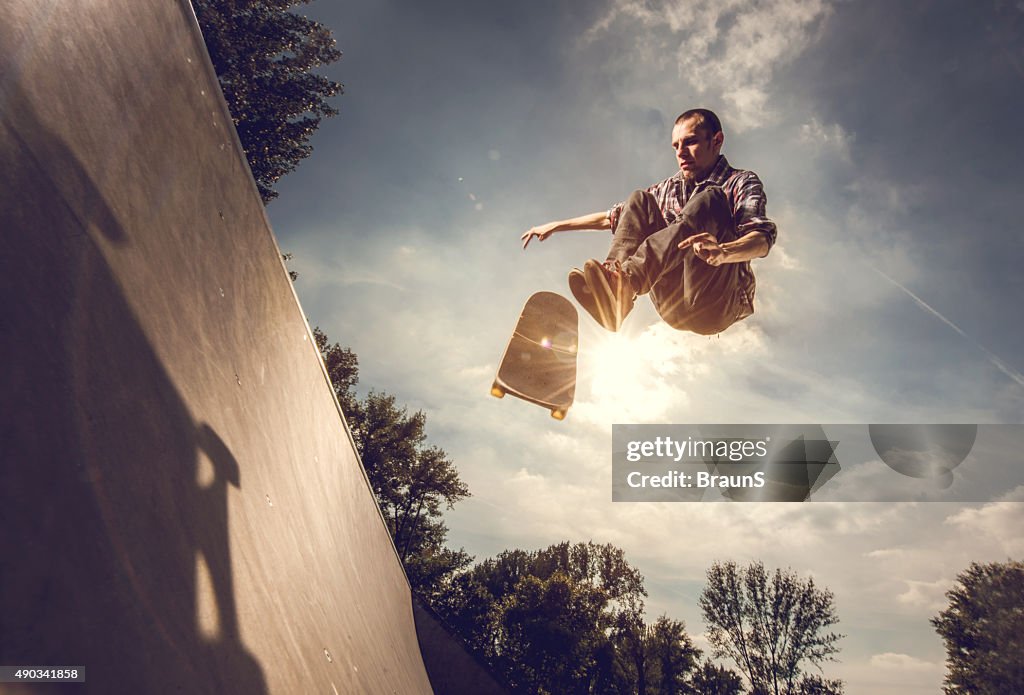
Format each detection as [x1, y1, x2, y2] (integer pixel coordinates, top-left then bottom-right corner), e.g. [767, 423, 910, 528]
[611, 187, 754, 335]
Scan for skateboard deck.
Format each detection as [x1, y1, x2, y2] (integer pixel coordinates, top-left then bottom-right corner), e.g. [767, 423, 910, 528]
[491, 291, 578, 420]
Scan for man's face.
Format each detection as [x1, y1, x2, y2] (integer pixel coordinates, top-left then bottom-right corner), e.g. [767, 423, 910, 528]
[671, 117, 723, 181]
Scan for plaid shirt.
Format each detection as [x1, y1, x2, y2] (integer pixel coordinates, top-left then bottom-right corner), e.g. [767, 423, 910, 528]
[607, 155, 777, 249]
[607, 155, 776, 312]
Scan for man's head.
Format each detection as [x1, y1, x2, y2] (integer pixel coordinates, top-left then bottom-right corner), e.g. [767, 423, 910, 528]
[672, 108, 724, 181]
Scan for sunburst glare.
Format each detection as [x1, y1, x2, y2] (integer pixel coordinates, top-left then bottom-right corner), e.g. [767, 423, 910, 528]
[576, 323, 696, 424]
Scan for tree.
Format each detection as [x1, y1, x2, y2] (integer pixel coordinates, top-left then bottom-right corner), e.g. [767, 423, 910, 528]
[348, 391, 472, 600]
[611, 609, 651, 695]
[699, 561, 844, 695]
[690, 659, 744, 695]
[493, 570, 611, 694]
[312, 328, 471, 601]
[647, 616, 701, 694]
[606, 614, 704, 695]
[614, 614, 700, 695]
[193, 0, 343, 202]
[281, 252, 299, 281]
[440, 541, 651, 694]
[313, 327, 358, 413]
[931, 559, 1024, 694]
[790, 674, 844, 694]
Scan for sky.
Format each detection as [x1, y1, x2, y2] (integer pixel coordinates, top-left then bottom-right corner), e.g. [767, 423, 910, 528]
[265, 1, 1024, 692]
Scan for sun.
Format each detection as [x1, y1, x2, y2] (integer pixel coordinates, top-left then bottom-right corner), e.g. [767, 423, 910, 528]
[578, 326, 686, 423]
[587, 332, 646, 397]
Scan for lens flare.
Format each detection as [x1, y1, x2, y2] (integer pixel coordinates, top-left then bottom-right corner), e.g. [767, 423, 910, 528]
[578, 324, 692, 423]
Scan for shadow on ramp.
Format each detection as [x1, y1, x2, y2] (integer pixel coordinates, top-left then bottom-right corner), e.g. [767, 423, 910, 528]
[3, 2, 434, 692]
[1, 85, 267, 693]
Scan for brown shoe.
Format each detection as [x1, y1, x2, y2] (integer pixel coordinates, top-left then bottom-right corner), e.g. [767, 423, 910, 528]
[568, 267, 603, 326]
[583, 259, 635, 331]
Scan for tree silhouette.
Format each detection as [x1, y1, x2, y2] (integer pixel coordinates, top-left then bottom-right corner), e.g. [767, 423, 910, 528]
[613, 613, 701, 694]
[313, 329, 471, 601]
[699, 561, 844, 695]
[433, 543, 735, 694]
[932, 559, 1024, 694]
[194, 0, 342, 202]
[691, 659, 745, 695]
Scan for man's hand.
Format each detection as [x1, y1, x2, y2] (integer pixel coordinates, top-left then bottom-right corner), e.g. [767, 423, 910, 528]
[679, 232, 728, 266]
[521, 211, 611, 249]
[521, 222, 559, 249]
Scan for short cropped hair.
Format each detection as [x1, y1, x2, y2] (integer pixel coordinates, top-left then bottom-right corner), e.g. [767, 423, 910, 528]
[675, 108, 723, 138]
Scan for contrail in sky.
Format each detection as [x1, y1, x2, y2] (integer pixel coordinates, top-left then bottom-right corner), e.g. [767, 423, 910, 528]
[873, 267, 1024, 389]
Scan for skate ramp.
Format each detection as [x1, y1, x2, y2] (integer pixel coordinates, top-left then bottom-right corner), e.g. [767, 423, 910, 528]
[2, 2, 436, 692]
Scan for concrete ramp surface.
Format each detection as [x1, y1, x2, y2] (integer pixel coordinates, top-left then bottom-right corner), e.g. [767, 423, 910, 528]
[1, 2, 435, 692]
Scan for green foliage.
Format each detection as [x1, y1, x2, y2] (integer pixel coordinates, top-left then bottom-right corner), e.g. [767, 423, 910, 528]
[495, 570, 611, 694]
[349, 393, 472, 600]
[931, 559, 1024, 694]
[436, 541, 713, 694]
[193, 0, 342, 202]
[281, 252, 298, 281]
[699, 561, 844, 695]
[612, 610, 651, 694]
[312, 328, 471, 601]
[790, 674, 845, 694]
[690, 659, 745, 694]
[613, 613, 701, 695]
[313, 327, 358, 414]
[646, 615, 701, 693]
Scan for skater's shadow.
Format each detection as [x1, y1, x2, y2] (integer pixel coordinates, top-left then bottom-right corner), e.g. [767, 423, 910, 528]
[1, 72, 268, 693]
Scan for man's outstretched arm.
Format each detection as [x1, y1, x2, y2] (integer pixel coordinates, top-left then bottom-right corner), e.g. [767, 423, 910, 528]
[521, 211, 611, 249]
[678, 230, 769, 266]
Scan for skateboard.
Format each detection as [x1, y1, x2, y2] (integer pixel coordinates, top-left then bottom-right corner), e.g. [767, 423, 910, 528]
[491, 291, 578, 420]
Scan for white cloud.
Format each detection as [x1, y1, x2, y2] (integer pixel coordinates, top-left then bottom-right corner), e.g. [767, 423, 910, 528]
[585, 0, 834, 130]
[944, 488, 1024, 556]
[869, 652, 943, 674]
[509, 467, 545, 485]
[457, 363, 493, 380]
[574, 320, 767, 424]
[897, 577, 952, 612]
[769, 243, 801, 270]
[799, 117, 853, 161]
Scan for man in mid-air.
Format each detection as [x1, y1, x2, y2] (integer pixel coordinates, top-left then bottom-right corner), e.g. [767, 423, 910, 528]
[522, 108, 777, 335]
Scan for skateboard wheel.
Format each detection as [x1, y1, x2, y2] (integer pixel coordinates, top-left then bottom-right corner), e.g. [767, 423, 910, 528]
[490, 384, 506, 399]
[550, 408, 567, 421]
